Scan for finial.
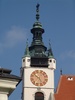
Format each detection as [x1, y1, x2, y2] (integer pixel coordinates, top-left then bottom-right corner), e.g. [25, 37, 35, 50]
[60, 68, 62, 75]
[26, 39, 28, 45]
[36, 3, 40, 21]
[48, 39, 54, 58]
[24, 39, 30, 57]
[49, 39, 51, 49]
[36, 3, 40, 12]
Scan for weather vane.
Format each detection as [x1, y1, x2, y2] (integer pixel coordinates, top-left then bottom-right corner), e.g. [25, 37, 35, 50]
[36, 3, 40, 12]
[36, 3, 40, 21]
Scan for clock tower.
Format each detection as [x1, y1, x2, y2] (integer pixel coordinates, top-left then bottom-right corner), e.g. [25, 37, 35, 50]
[21, 4, 56, 100]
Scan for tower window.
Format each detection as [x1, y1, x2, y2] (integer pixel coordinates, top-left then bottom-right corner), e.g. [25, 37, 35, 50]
[23, 59, 25, 62]
[27, 59, 30, 62]
[50, 60, 52, 62]
[35, 92, 44, 100]
[54, 60, 55, 63]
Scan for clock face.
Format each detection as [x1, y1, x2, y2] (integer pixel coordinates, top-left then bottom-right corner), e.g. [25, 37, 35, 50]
[30, 70, 48, 86]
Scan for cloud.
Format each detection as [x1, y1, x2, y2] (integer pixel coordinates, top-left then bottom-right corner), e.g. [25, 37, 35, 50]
[60, 50, 75, 60]
[0, 26, 27, 53]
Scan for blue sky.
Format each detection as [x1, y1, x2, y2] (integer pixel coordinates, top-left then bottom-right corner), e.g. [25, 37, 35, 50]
[0, 0, 75, 100]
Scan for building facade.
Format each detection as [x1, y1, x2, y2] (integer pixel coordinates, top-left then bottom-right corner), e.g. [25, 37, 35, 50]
[0, 68, 21, 100]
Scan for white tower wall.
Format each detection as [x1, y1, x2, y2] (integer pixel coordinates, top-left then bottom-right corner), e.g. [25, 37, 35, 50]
[22, 66, 55, 100]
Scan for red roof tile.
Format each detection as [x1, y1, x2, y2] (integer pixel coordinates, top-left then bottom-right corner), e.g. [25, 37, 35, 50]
[55, 75, 75, 100]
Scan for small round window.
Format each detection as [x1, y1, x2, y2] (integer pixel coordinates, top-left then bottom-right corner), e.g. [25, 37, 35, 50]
[50, 60, 52, 62]
[23, 59, 25, 62]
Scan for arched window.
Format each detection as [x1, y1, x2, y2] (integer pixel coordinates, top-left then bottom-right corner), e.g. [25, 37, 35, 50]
[35, 92, 44, 100]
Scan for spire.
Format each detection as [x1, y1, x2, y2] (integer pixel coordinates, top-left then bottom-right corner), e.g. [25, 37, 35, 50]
[36, 3, 40, 21]
[24, 40, 30, 57]
[48, 40, 54, 58]
[32, 3, 42, 29]
[29, 4, 47, 58]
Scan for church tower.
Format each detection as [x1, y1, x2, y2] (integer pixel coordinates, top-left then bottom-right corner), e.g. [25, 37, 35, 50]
[21, 4, 56, 100]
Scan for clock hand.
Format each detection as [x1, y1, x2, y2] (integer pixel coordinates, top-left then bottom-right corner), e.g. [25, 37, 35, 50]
[35, 74, 39, 78]
[39, 77, 42, 82]
[35, 74, 42, 82]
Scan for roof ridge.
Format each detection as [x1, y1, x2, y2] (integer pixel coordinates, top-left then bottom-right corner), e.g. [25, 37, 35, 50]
[55, 75, 62, 94]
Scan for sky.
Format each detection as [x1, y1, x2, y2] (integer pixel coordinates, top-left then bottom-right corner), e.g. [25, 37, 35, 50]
[0, 0, 75, 100]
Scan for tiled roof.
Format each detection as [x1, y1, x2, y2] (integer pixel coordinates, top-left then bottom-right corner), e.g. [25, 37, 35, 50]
[55, 75, 75, 100]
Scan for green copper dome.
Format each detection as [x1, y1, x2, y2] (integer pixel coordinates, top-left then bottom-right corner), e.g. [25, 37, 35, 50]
[33, 22, 42, 28]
